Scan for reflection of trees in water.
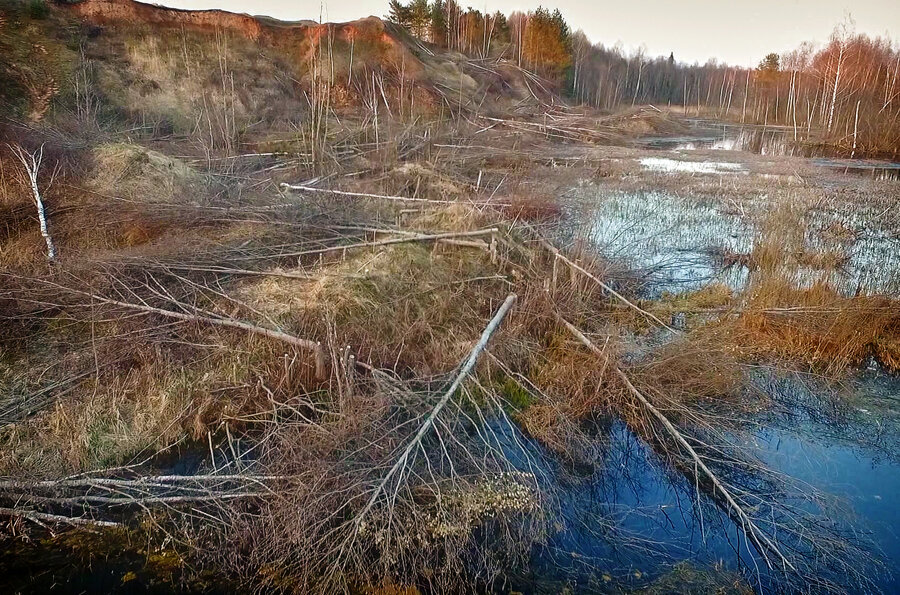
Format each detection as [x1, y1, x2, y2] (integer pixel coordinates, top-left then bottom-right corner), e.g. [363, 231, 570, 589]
[755, 369, 900, 464]
[512, 399, 885, 594]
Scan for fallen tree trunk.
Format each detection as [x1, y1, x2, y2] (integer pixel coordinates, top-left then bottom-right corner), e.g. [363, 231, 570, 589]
[556, 312, 796, 573]
[0, 474, 292, 523]
[95, 294, 327, 379]
[534, 235, 677, 333]
[353, 293, 518, 526]
[8, 275, 327, 379]
[237, 228, 499, 262]
[281, 183, 511, 207]
[0, 474, 290, 491]
[0, 507, 120, 528]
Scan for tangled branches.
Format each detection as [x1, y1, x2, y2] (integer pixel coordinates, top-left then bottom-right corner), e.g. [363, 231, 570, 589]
[0, 474, 291, 529]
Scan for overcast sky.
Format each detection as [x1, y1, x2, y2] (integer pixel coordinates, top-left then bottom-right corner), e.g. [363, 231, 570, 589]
[158, 0, 899, 66]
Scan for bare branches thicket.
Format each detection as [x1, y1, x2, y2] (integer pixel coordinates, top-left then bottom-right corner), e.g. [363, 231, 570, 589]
[208, 291, 550, 593]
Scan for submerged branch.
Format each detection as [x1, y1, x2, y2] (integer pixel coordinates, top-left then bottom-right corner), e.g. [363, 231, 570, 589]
[556, 312, 797, 574]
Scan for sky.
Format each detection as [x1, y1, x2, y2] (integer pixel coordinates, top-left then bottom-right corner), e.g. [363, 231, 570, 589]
[158, 0, 900, 66]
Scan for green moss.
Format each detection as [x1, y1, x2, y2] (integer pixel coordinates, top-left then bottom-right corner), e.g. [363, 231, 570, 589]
[632, 562, 752, 594]
[459, 382, 489, 413]
[497, 376, 534, 411]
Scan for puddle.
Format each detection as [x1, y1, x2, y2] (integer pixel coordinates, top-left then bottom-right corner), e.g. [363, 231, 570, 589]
[516, 421, 752, 592]
[570, 189, 751, 296]
[812, 158, 900, 182]
[673, 124, 801, 156]
[639, 157, 746, 175]
[639, 121, 798, 156]
[567, 181, 764, 298]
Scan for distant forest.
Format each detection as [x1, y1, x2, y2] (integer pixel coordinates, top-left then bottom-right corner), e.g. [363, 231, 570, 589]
[388, 1, 900, 156]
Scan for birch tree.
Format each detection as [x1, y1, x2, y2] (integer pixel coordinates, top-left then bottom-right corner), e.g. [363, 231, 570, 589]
[9, 144, 57, 262]
[827, 19, 854, 132]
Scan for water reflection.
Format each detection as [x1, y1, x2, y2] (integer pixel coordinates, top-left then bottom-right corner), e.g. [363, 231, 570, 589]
[572, 190, 751, 296]
[515, 372, 900, 593]
[811, 158, 900, 182]
[642, 120, 900, 181]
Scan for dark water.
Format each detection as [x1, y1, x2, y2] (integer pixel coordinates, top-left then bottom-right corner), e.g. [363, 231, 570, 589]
[4, 376, 898, 594]
[516, 371, 900, 593]
[811, 157, 900, 182]
[538, 120, 900, 591]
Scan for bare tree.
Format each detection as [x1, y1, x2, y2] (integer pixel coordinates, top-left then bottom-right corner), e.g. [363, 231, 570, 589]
[9, 143, 57, 262]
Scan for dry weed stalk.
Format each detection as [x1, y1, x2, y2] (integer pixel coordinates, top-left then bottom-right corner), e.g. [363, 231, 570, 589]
[351, 293, 517, 525]
[544, 306, 874, 591]
[0, 25, 890, 589]
[205, 291, 549, 593]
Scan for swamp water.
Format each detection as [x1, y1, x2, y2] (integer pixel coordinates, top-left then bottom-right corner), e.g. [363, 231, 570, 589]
[577, 117, 900, 297]
[639, 120, 900, 181]
[522, 123, 900, 592]
[512, 371, 900, 593]
[5, 122, 899, 594]
[566, 184, 900, 297]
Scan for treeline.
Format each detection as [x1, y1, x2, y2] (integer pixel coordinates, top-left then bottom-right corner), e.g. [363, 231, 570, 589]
[388, 1, 570, 76]
[386, 2, 900, 156]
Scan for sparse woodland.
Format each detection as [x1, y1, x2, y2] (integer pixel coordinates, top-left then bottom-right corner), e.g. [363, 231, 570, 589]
[0, 0, 899, 593]
[389, 1, 900, 157]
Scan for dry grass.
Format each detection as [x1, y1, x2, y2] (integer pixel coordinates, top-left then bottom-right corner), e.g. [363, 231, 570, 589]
[0, 364, 193, 476]
[316, 244, 498, 371]
[648, 282, 734, 327]
[521, 330, 618, 458]
[102, 28, 306, 139]
[708, 197, 900, 375]
[0, 330, 254, 477]
[90, 143, 205, 203]
[726, 278, 900, 375]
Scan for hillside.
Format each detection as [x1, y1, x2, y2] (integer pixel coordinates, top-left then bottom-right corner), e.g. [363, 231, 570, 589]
[0, 0, 668, 274]
[1, 0, 567, 136]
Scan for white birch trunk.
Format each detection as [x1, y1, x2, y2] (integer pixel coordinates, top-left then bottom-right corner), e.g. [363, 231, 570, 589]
[828, 43, 844, 132]
[10, 144, 56, 262]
